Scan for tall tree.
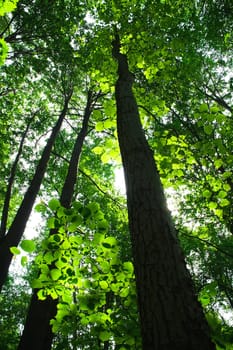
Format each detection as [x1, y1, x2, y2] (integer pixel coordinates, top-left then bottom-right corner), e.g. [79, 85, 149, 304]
[112, 33, 215, 349]
[0, 89, 72, 291]
[0, 0, 232, 348]
[18, 89, 96, 350]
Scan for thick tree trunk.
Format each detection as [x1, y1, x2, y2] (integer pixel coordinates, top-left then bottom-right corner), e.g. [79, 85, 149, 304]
[0, 91, 73, 292]
[112, 35, 215, 350]
[18, 91, 94, 350]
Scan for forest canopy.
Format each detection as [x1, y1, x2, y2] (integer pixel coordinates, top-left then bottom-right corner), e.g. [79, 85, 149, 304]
[0, 1, 233, 349]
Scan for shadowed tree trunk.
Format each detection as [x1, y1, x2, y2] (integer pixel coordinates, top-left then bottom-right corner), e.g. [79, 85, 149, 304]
[112, 34, 215, 350]
[18, 90, 96, 350]
[0, 90, 73, 292]
[0, 114, 34, 239]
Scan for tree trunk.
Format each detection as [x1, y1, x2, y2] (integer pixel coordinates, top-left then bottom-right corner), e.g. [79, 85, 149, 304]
[0, 91, 73, 292]
[0, 114, 34, 239]
[112, 35, 215, 350]
[18, 90, 94, 350]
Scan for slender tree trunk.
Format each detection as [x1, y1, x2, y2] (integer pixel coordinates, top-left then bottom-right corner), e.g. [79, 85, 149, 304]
[0, 114, 34, 239]
[0, 91, 73, 292]
[18, 90, 94, 350]
[112, 35, 215, 350]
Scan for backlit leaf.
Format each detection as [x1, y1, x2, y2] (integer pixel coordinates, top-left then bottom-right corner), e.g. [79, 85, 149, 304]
[20, 239, 36, 253]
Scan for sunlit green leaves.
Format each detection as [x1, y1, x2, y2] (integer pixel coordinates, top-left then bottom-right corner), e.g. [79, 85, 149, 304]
[48, 198, 61, 211]
[0, 38, 8, 65]
[10, 246, 20, 255]
[20, 239, 36, 253]
[50, 269, 62, 281]
[0, 0, 19, 16]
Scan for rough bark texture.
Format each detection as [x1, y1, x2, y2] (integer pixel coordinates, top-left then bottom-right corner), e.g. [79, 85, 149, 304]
[18, 91, 93, 350]
[112, 35, 215, 350]
[0, 91, 72, 292]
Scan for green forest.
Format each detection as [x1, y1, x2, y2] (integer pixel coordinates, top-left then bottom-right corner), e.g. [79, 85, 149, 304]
[0, 0, 233, 349]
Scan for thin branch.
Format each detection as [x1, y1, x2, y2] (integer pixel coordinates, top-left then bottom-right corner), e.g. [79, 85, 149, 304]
[181, 232, 233, 259]
[79, 168, 126, 210]
[138, 104, 164, 127]
[0, 13, 19, 38]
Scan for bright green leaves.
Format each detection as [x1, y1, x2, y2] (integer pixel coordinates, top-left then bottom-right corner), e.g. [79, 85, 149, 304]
[0, 0, 19, 65]
[199, 282, 218, 308]
[20, 239, 36, 253]
[101, 236, 117, 249]
[92, 138, 121, 164]
[0, 0, 19, 16]
[95, 119, 115, 132]
[10, 239, 36, 269]
[99, 280, 108, 290]
[10, 239, 36, 261]
[48, 198, 61, 211]
[10, 246, 20, 255]
[50, 269, 62, 281]
[0, 38, 8, 65]
[32, 199, 139, 348]
[35, 201, 47, 214]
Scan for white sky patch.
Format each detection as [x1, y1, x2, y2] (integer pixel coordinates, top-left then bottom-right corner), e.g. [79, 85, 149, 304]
[114, 167, 126, 195]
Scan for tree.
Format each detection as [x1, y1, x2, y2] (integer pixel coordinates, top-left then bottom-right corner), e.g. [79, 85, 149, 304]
[112, 33, 215, 349]
[0, 89, 73, 291]
[0, 0, 232, 349]
[18, 89, 96, 350]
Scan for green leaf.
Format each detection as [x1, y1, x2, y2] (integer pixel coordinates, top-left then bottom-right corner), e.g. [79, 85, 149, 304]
[218, 190, 227, 199]
[34, 202, 47, 213]
[199, 103, 209, 112]
[219, 198, 230, 207]
[20, 239, 36, 253]
[50, 269, 62, 281]
[98, 219, 108, 231]
[47, 217, 56, 229]
[203, 189, 212, 199]
[21, 256, 28, 267]
[204, 124, 213, 135]
[208, 202, 217, 210]
[102, 236, 117, 248]
[99, 280, 108, 289]
[0, 0, 19, 16]
[37, 289, 47, 301]
[48, 198, 60, 211]
[92, 145, 103, 154]
[31, 279, 43, 289]
[104, 119, 115, 129]
[214, 159, 223, 169]
[99, 331, 111, 342]
[10, 246, 20, 255]
[120, 287, 130, 298]
[123, 261, 134, 275]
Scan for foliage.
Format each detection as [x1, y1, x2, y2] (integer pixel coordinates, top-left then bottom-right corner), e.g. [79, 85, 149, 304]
[0, 276, 30, 350]
[33, 200, 141, 349]
[0, 0, 232, 348]
[0, 0, 19, 64]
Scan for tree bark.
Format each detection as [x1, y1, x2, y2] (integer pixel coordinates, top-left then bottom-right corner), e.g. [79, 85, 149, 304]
[0, 114, 34, 239]
[18, 90, 94, 350]
[0, 90, 73, 292]
[112, 35, 215, 350]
